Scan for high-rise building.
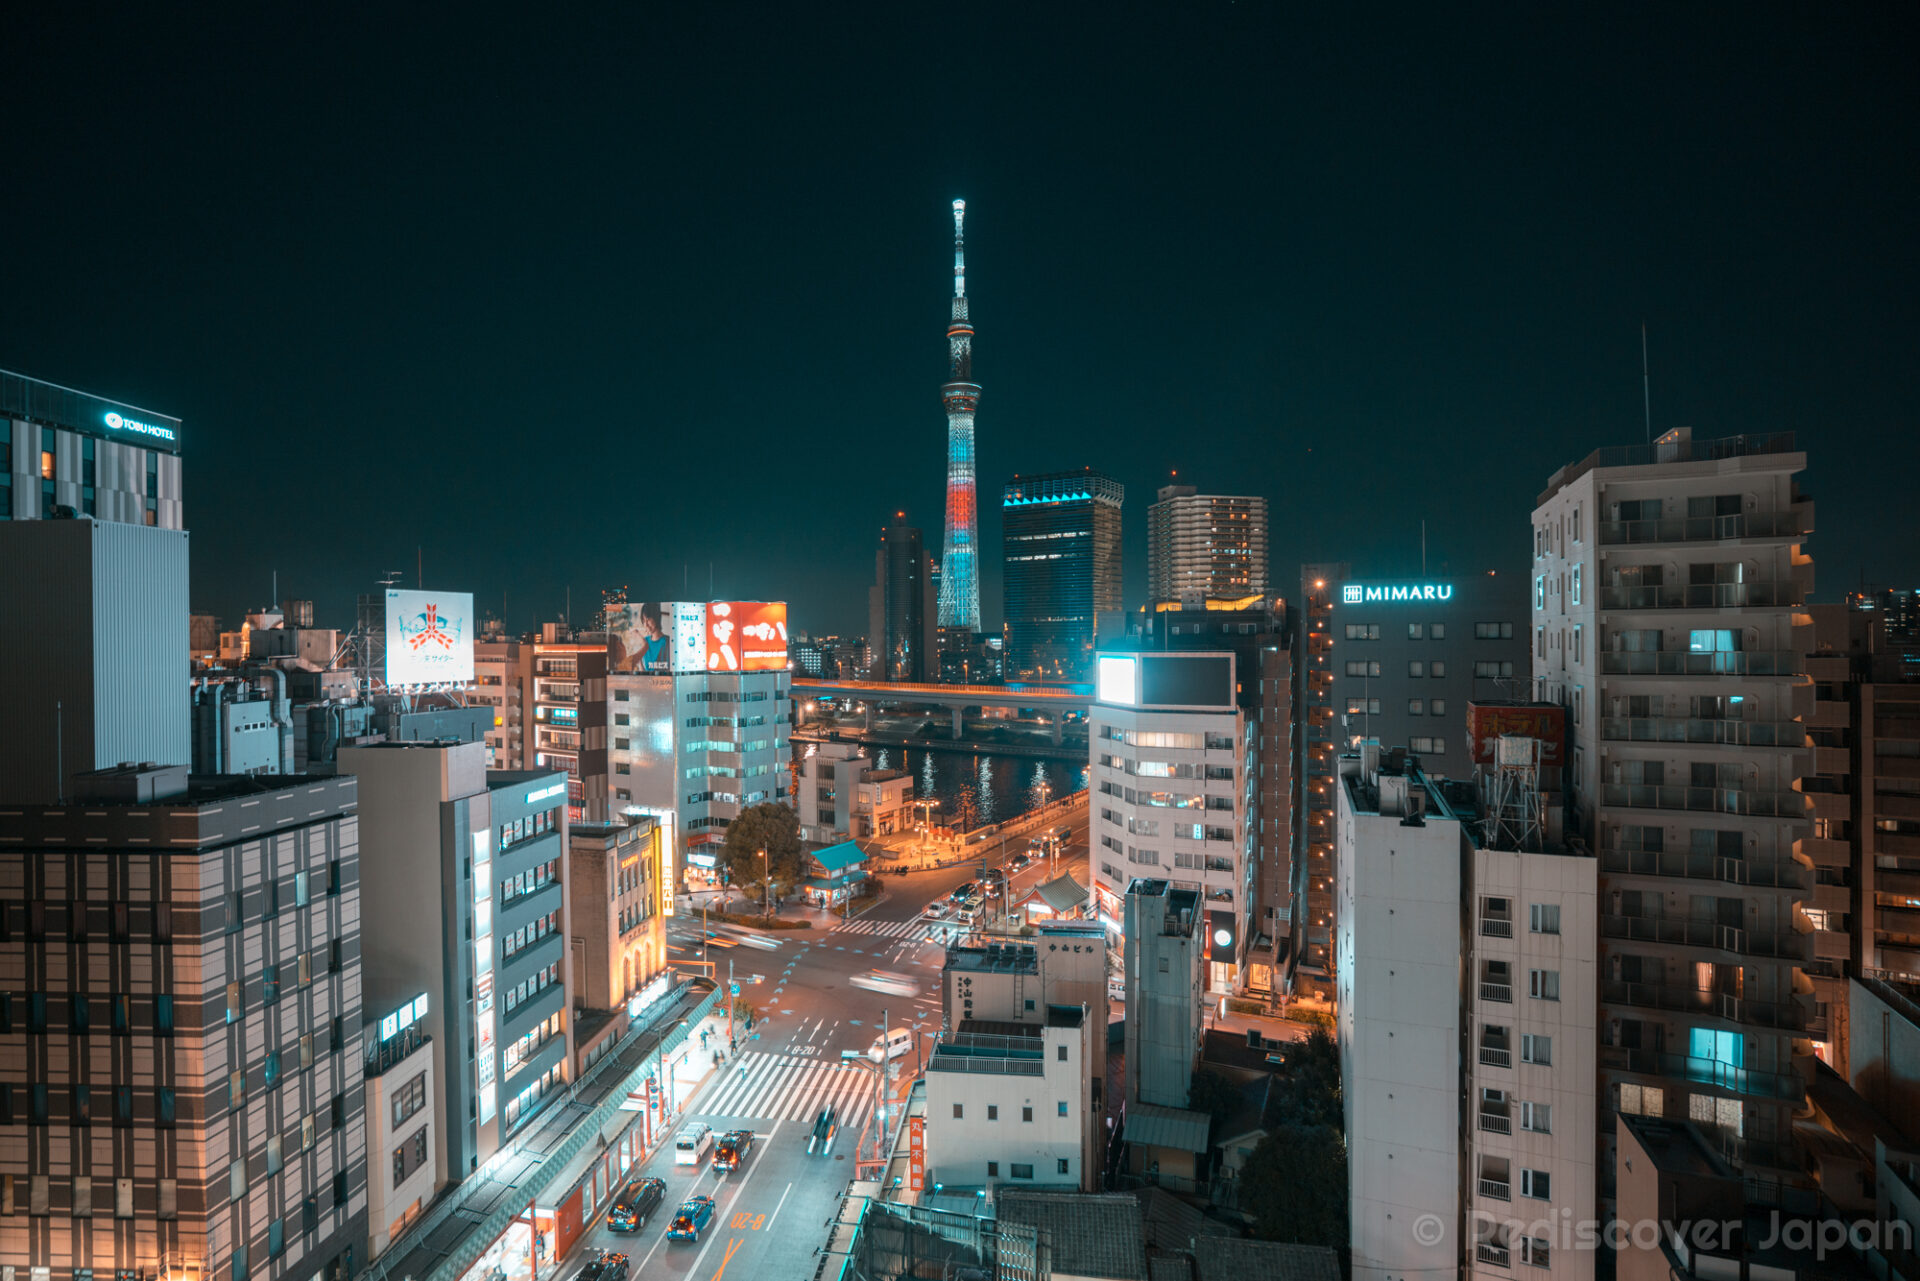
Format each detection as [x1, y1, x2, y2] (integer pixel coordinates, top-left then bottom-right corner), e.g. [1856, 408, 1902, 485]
[1804, 598, 1920, 1069]
[0, 764, 369, 1281]
[1532, 427, 1816, 1199]
[1337, 740, 1597, 1281]
[2, 367, 182, 526]
[1087, 650, 1255, 995]
[937, 200, 982, 635]
[1290, 564, 1530, 987]
[868, 512, 938, 682]
[341, 742, 575, 1179]
[1146, 485, 1269, 605]
[1004, 470, 1123, 680]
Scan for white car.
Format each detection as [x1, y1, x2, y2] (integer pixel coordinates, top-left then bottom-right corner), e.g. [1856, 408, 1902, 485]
[923, 901, 951, 919]
[850, 970, 919, 998]
[868, 1027, 913, 1062]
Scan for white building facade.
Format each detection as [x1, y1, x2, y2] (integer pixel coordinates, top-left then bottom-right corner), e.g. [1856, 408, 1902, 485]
[1146, 484, 1269, 604]
[1088, 651, 1251, 993]
[923, 1011, 1097, 1194]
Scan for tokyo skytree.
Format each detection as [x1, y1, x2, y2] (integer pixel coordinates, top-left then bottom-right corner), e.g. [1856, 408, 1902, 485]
[937, 198, 983, 633]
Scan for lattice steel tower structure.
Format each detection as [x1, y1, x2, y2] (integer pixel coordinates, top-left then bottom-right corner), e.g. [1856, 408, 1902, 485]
[937, 198, 983, 633]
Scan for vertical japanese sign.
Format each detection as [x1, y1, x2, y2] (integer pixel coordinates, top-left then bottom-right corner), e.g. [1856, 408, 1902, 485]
[909, 1115, 926, 1192]
[472, 829, 497, 1124]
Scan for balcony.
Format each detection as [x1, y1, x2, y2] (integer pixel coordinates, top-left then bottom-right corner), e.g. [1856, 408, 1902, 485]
[1599, 582, 1803, 611]
[1600, 717, 1807, 749]
[1475, 1243, 1512, 1269]
[1478, 1110, 1512, 1135]
[1478, 1178, 1511, 1202]
[1481, 918, 1514, 939]
[1601, 913, 1806, 960]
[1599, 650, 1801, 678]
[1796, 835, 1850, 868]
[1604, 1047, 1805, 1102]
[1600, 845, 1809, 891]
[1479, 1045, 1512, 1069]
[1599, 510, 1807, 546]
[1601, 979, 1807, 1030]
[1480, 982, 1514, 1004]
[1601, 783, 1807, 819]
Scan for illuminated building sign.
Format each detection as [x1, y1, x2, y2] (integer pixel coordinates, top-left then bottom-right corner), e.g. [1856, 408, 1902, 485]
[627, 973, 672, 1018]
[385, 589, 475, 686]
[525, 781, 566, 804]
[102, 410, 178, 443]
[1341, 583, 1454, 605]
[1096, 656, 1137, 705]
[378, 992, 430, 1043]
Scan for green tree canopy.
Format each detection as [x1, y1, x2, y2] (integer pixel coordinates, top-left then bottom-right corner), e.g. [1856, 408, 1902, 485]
[1241, 1123, 1348, 1250]
[718, 802, 804, 910]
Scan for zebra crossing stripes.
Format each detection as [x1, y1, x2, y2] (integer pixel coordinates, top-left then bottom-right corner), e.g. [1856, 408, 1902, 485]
[832, 918, 924, 938]
[694, 1051, 883, 1126]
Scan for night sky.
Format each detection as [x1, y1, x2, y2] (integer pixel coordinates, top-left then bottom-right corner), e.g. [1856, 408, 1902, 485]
[5, 5, 1915, 637]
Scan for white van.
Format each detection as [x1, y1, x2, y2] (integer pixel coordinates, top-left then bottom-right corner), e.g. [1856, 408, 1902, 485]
[674, 1122, 714, 1166]
[868, 1027, 913, 1062]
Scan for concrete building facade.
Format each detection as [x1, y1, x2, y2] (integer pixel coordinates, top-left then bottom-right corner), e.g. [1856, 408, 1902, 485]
[340, 743, 573, 1183]
[0, 766, 368, 1281]
[796, 741, 912, 842]
[1121, 879, 1203, 1110]
[1532, 428, 1816, 1197]
[1003, 470, 1124, 681]
[1, 368, 183, 528]
[1145, 485, 1268, 605]
[869, 513, 938, 683]
[474, 638, 536, 770]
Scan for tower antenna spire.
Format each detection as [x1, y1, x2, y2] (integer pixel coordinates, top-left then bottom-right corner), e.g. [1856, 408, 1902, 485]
[938, 199, 983, 634]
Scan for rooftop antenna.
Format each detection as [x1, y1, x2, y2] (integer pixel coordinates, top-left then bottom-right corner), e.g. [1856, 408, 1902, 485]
[1641, 322, 1653, 445]
[1421, 521, 1427, 577]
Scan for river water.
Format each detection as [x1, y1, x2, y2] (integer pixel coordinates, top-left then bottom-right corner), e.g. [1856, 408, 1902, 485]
[864, 745, 1090, 831]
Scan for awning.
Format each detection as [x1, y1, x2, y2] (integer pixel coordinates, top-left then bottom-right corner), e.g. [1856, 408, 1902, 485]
[810, 840, 867, 874]
[1123, 1103, 1212, 1154]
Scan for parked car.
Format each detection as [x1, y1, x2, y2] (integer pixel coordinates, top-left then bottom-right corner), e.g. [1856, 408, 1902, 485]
[667, 1196, 717, 1242]
[809, 1105, 837, 1155]
[714, 1129, 755, 1171]
[606, 1176, 665, 1232]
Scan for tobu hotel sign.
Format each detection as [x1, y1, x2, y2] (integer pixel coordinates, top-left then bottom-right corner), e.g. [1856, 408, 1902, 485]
[1342, 582, 1454, 605]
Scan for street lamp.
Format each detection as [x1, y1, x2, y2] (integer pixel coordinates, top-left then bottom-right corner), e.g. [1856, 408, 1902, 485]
[760, 847, 772, 922]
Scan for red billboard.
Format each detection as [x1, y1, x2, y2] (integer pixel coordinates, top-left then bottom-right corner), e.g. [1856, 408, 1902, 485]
[909, 1115, 926, 1192]
[1466, 702, 1566, 766]
[707, 601, 789, 672]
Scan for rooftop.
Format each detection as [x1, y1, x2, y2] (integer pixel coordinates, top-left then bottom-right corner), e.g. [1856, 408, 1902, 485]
[996, 1190, 1148, 1281]
[0, 772, 359, 848]
[1122, 1103, 1212, 1154]
[1538, 427, 1801, 506]
[1191, 1238, 1340, 1281]
[945, 941, 1040, 975]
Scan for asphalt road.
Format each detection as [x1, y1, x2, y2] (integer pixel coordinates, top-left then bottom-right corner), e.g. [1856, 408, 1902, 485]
[559, 811, 1092, 1279]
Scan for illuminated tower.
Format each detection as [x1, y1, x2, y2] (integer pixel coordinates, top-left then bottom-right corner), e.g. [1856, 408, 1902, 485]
[937, 198, 983, 633]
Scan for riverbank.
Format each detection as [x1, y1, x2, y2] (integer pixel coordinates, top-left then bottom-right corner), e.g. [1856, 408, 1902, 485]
[793, 727, 1087, 762]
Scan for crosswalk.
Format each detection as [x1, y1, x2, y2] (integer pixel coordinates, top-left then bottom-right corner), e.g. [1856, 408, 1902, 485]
[693, 1050, 885, 1128]
[831, 918, 925, 938]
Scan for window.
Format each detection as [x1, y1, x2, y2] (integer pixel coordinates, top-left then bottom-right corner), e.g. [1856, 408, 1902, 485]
[115, 1086, 133, 1127]
[30, 1084, 48, 1124]
[1409, 736, 1445, 755]
[1408, 623, 1424, 640]
[1058, 1158, 1070, 1175]
[1573, 624, 1583, 662]
[1571, 564, 1582, 606]
[295, 871, 310, 907]
[1534, 576, 1545, 610]
[158, 1088, 176, 1127]
[1408, 698, 1425, 716]
[332, 1093, 346, 1130]
[263, 964, 280, 1003]
[1431, 623, 1445, 640]
[1022, 1106, 1033, 1123]
[230, 1070, 245, 1108]
[1475, 621, 1515, 639]
[1057, 1100, 1068, 1116]
[1529, 970, 1559, 1001]
[987, 1161, 999, 1177]
[952, 1104, 964, 1119]
[1430, 661, 1445, 678]
[1474, 660, 1516, 678]
[1521, 1034, 1551, 1065]
[73, 1174, 91, 1218]
[1521, 1101, 1551, 1133]
[1430, 698, 1446, 716]
[74, 1085, 91, 1125]
[158, 1178, 177, 1220]
[1057, 1044, 1068, 1062]
[1521, 1169, 1550, 1200]
[987, 1105, 999, 1120]
[112, 994, 130, 1034]
[227, 981, 242, 1023]
[1529, 904, 1560, 934]
[264, 1051, 282, 1087]
[1522, 1237, 1550, 1267]
[71, 995, 90, 1033]
[1408, 660, 1425, 678]
[228, 891, 244, 932]
[1344, 623, 1380, 640]
[230, 1158, 248, 1202]
[1010, 1163, 1034, 1180]
[266, 1133, 283, 1175]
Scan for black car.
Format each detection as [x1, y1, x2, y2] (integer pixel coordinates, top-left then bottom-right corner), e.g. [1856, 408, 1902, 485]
[714, 1129, 755, 1171]
[580, 1251, 630, 1281]
[606, 1175, 665, 1232]
[950, 882, 977, 903]
[1007, 851, 1032, 870]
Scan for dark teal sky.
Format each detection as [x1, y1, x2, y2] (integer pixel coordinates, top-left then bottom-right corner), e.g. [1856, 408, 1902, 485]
[3, 4, 1914, 635]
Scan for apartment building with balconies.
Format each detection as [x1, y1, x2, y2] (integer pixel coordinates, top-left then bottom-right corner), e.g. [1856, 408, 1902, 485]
[1532, 427, 1817, 1203]
[474, 637, 536, 770]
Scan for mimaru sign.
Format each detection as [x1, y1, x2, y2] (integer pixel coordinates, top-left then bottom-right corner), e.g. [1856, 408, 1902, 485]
[1342, 583, 1454, 604]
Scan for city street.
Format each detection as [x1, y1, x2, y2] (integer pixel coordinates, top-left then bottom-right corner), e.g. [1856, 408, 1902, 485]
[556, 814, 1091, 1279]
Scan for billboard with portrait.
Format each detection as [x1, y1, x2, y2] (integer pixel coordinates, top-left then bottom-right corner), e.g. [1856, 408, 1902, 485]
[707, 601, 788, 672]
[385, 589, 474, 686]
[606, 602, 679, 673]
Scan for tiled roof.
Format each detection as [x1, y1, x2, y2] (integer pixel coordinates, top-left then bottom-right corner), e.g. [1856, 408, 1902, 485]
[1191, 1238, 1340, 1281]
[997, 1191, 1148, 1281]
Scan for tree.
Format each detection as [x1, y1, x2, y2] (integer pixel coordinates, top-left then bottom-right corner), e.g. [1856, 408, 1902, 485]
[718, 802, 804, 915]
[1241, 1124, 1348, 1250]
[1185, 1068, 1239, 1127]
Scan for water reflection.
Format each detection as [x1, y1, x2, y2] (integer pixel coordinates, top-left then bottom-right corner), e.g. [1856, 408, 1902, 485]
[871, 747, 1088, 830]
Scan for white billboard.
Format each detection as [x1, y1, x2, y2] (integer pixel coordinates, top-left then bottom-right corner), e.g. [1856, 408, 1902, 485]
[385, 589, 475, 686]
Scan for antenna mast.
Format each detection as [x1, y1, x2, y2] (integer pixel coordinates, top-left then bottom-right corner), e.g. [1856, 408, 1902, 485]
[1641, 322, 1652, 444]
[937, 199, 983, 635]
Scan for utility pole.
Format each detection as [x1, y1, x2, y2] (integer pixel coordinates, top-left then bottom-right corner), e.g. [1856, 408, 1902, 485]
[880, 1004, 891, 1157]
[727, 956, 736, 1049]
